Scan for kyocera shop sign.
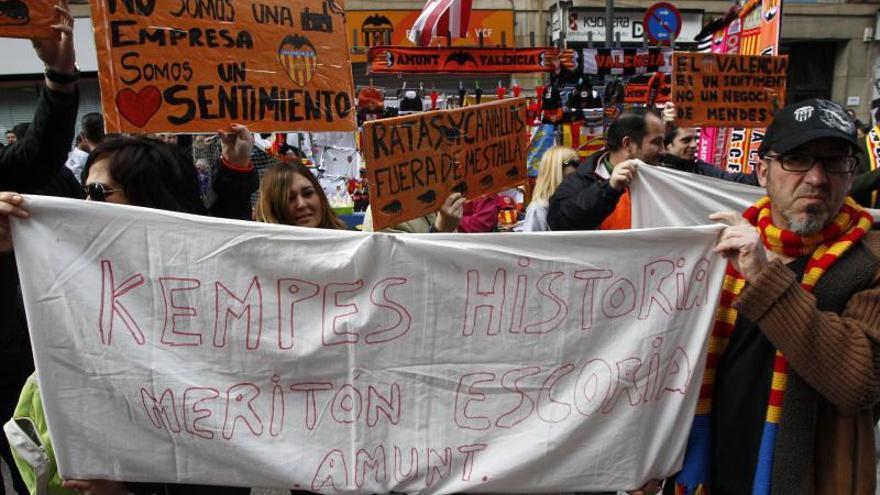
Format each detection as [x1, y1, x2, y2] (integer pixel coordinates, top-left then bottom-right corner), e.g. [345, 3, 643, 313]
[551, 7, 703, 44]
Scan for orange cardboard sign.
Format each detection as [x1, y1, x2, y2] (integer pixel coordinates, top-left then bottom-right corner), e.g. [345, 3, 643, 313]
[90, 0, 356, 134]
[348, 10, 514, 63]
[671, 51, 787, 128]
[623, 73, 671, 105]
[363, 98, 528, 231]
[0, 0, 58, 39]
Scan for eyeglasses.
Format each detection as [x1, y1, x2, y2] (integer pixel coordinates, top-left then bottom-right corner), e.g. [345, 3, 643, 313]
[764, 153, 858, 174]
[84, 183, 118, 202]
[562, 159, 580, 169]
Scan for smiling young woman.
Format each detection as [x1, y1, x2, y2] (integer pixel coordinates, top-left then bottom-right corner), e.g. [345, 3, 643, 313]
[254, 160, 347, 230]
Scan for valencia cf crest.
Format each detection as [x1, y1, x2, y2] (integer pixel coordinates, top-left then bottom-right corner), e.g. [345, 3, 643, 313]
[278, 35, 318, 87]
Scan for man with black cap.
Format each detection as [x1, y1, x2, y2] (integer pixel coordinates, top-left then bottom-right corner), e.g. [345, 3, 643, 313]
[670, 99, 880, 494]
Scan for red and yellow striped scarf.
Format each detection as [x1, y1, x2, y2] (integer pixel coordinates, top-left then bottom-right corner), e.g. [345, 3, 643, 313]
[679, 196, 873, 495]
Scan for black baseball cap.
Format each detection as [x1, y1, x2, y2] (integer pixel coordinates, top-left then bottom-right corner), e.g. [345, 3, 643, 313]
[758, 99, 860, 157]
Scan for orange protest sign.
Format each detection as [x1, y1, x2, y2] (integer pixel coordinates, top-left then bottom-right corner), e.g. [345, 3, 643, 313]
[0, 0, 58, 39]
[90, 0, 356, 134]
[671, 52, 787, 128]
[363, 99, 528, 231]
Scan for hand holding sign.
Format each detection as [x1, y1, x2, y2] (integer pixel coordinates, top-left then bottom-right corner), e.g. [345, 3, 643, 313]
[0, 192, 29, 253]
[662, 101, 675, 123]
[434, 192, 465, 232]
[610, 160, 639, 191]
[32, 0, 76, 92]
[218, 124, 255, 169]
[710, 210, 770, 282]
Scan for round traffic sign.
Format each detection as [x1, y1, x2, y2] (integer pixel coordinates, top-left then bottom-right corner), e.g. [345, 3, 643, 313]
[644, 2, 682, 45]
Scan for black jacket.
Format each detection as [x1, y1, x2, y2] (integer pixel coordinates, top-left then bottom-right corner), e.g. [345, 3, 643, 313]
[548, 151, 623, 231]
[0, 87, 78, 191]
[0, 85, 79, 385]
[659, 154, 760, 186]
[210, 158, 259, 220]
[852, 167, 880, 208]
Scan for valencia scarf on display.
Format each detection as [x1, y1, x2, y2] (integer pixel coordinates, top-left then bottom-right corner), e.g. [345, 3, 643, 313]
[675, 196, 873, 495]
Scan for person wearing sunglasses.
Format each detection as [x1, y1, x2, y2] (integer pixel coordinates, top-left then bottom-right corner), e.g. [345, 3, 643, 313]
[521, 146, 579, 232]
[0, 130, 258, 495]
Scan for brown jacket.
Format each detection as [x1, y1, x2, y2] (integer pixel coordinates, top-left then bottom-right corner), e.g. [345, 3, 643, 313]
[734, 231, 880, 494]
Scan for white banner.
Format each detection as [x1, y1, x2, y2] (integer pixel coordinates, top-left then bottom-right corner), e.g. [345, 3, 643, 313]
[631, 165, 880, 228]
[13, 196, 726, 493]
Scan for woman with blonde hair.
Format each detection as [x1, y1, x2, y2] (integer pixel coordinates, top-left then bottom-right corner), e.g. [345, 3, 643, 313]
[522, 146, 579, 232]
[255, 160, 347, 230]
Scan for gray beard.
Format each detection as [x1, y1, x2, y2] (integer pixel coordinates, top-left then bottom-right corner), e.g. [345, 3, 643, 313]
[786, 204, 827, 235]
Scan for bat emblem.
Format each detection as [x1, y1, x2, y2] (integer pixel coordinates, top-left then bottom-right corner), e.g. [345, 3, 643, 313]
[416, 189, 437, 206]
[445, 50, 478, 67]
[381, 200, 403, 216]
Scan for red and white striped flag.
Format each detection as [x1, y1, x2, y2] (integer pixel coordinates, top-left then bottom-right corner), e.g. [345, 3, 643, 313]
[407, 0, 473, 47]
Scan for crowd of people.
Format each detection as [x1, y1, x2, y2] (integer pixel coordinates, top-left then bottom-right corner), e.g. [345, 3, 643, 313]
[1, 2, 880, 494]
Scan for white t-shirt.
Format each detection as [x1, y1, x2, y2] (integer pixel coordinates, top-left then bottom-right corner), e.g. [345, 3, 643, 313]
[520, 201, 549, 232]
[64, 148, 88, 184]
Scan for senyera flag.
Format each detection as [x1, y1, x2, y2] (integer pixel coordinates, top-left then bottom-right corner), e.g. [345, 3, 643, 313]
[408, 0, 473, 47]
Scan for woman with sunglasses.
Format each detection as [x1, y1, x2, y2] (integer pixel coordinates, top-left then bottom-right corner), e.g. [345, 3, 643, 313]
[0, 130, 257, 495]
[80, 126, 257, 220]
[522, 146, 579, 232]
[254, 160, 348, 230]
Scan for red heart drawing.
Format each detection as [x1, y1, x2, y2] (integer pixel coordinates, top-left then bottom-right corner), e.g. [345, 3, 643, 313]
[115, 86, 162, 128]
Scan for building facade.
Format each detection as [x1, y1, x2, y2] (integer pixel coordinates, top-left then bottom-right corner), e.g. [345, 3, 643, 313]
[0, 0, 878, 141]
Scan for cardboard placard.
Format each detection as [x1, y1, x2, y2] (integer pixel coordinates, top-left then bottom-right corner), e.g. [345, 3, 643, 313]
[90, 0, 357, 134]
[363, 98, 528, 231]
[671, 52, 787, 128]
[367, 46, 565, 74]
[0, 0, 58, 39]
[623, 73, 671, 105]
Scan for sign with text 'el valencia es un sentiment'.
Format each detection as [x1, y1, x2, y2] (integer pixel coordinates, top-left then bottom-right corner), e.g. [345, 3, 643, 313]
[0, 0, 58, 39]
[671, 51, 787, 128]
[90, 0, 356, 133]
[363, 99, 529, 231]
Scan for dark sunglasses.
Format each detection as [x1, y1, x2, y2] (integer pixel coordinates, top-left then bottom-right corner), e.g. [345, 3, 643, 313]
[84, 183, 118, 202]
[562, 159, 580, 169]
